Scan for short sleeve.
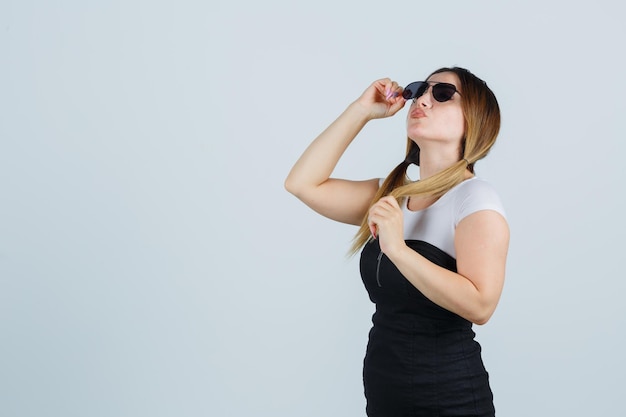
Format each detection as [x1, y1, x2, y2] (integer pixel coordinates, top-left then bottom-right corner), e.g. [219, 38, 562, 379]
[454, 178, 507, 226]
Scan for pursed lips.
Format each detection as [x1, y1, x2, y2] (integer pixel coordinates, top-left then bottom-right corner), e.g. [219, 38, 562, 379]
[410, 108, 427, 119]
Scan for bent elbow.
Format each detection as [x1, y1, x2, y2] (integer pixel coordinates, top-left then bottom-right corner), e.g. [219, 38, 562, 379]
[470, 306, 496, 326]
[472, 315, 490, 326]
[284, 177, 295, 194]
[285, 174, 321, 201]
[284, 176, 303, 197]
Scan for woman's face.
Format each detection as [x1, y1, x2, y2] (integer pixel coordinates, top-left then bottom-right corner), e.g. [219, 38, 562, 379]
[406, 71, 465, 146]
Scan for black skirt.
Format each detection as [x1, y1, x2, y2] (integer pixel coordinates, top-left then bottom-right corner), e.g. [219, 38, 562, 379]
[360, 239, 495, 417]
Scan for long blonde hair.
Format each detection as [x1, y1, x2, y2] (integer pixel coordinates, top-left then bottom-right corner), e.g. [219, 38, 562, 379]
[350, 67, 501, 255]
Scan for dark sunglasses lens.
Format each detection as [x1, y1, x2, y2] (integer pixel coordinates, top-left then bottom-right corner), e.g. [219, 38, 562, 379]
[432, 84, 456, 102]
[402, 82, 427, 100]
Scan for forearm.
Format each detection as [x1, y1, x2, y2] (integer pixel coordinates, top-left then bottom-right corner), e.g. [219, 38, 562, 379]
[386, 245, 493, 324]
[285, 101, 370, 194]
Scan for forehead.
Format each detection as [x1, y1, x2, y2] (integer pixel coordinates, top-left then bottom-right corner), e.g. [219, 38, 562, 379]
[426, 71, 460, 89]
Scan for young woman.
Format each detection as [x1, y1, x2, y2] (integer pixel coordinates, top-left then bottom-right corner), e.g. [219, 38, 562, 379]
[285, 67, 509, 417]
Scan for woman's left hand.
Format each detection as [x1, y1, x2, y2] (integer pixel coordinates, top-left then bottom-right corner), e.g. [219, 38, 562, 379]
[367, 196, 406, 256]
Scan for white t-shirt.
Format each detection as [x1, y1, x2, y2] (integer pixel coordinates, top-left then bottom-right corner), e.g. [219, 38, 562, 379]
[400, 177, 506, 259]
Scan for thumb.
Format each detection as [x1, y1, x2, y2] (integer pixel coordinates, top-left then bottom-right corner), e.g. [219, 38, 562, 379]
[388, 97, 407, 116]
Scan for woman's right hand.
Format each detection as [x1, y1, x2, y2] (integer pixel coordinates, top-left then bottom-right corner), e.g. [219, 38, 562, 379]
[285, 77, 406, 225]
[354, 78, 408, 120]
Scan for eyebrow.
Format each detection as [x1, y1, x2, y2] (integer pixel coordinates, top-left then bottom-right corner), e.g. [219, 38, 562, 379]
[426, 80, 456, 86]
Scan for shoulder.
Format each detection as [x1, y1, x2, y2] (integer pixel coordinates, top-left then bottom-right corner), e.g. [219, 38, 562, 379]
[454, 177, 501, 201]
[452, 177, 507, 225]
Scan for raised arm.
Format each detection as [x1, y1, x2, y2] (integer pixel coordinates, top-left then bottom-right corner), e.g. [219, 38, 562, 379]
[284, 79, 407, 225]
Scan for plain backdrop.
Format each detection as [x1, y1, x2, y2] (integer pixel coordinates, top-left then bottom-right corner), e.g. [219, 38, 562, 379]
[1, 1, 624, 416]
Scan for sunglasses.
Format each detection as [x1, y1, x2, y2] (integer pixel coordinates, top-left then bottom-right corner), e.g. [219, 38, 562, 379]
[402, 81, 460, 103]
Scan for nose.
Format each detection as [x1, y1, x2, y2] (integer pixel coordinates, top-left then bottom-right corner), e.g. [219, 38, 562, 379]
[414, 85, 432, 108]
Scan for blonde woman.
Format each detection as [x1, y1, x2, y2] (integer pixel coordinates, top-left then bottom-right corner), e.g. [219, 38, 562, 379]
[285, 67, 509, 417]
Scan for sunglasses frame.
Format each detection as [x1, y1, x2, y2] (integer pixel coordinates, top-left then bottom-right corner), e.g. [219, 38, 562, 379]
[402, 81, 461, 103]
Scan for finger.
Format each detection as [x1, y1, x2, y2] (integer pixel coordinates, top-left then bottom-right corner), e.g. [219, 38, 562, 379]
[369, 223, 377, 239]
[384, 82, 395, 99]
[379, 195, 400, 209]
[387, 97, 407, 114]
[369, 203, 389, 218]
[367, 215, 378, 239]
[382, 91, 407, 116]
[371, 199, 402, 225]
[385, 81, 401, 100]
[366, 79, 389, 99]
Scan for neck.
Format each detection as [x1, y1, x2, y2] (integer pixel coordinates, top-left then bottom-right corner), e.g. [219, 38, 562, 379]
[417, 143, 465, 180]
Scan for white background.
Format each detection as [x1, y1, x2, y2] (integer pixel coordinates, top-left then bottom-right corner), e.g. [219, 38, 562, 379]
[1, 1, 624, 416]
